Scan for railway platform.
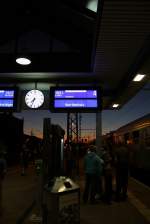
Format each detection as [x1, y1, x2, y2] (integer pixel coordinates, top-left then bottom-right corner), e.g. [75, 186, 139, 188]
[0, 166, 150, 224]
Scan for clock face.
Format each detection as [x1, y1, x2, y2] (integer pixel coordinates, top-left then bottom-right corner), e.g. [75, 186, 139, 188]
[25, 90, 44, 109]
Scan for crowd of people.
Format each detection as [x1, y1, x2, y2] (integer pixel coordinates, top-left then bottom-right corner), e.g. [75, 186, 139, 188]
[0, 137, 130, 214]
[83, 143, 130, 204]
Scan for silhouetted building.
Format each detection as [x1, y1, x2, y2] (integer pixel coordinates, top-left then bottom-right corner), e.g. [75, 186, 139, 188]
[0, 113, 24, 165]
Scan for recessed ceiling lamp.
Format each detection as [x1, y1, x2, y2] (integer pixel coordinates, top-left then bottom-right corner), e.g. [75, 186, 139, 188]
[16, 57, 31, 65]
[86, 0, 98, 12]
[133, 74, 145, 82]
[112, 104, 119, 108]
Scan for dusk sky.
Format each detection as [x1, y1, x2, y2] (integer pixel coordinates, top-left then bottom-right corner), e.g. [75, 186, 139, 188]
[14, 83, 150, 139]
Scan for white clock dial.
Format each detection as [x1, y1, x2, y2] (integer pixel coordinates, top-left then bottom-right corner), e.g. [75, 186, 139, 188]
[25, 90, 44, 109]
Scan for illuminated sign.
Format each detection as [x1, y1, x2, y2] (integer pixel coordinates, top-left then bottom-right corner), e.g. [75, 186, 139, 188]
[50, 87, 101, 112]
[54, 99, 98, 108]
[0, 90, 14, 98]
[0, 99, 14, 107]
[55, 90, 97, 99]
[0, 88, 18, 111]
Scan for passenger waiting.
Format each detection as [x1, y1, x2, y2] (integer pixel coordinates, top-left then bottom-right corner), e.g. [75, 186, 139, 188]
[102, 146, 113, 204]
[115, 143, 129, 201]
[20, 143, 29, 176]
[83, 145, 103, 204]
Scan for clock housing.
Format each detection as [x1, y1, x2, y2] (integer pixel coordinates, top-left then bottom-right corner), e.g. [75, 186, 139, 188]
[25, 90, 44, 109]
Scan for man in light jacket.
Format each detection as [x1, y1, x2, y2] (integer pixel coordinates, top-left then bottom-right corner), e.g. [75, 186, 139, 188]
[83, 145, 103, 204]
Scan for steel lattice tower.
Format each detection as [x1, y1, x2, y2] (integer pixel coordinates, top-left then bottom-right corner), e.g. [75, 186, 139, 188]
[78, 113, 82, 142]
[67, 113, 81, 144]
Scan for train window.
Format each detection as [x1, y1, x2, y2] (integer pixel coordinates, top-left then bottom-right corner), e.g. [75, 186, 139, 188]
[124, 132, 130, 144]
[133, 131, 139, 138]
[146, 127, 150, 137]
[145, 127, 150, 147]
[132, 131, 139, 143]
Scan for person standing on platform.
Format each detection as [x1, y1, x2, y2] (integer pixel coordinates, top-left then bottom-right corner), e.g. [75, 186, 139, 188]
[115, 143, 130, 201]
[95, 148, 104, 200]
[83, 145, 103, 204]
[20, 143, 29, 176]
[0, 152, 7, 216]
[102, 146, 113, 204]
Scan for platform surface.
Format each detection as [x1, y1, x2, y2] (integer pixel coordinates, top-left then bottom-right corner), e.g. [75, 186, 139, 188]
[1, 167, 150, 224]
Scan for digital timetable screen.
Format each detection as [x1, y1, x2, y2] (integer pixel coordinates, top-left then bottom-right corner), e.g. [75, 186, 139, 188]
[55, 90, 97, 99]
[0, 99, 14, 108]
[0, 90, 15, 98]
[0, 88, 18, 111]
[50, 87, 101, 112]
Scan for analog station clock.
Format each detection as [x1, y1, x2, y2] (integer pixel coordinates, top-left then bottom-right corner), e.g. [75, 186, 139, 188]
[25, 90, 44, 109]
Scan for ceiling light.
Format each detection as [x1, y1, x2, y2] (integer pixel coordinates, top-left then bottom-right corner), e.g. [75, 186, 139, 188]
[112, 104, 119, 108]
[133, 74, 145, 82]
[16, 57, 31, 65]
[86, 0, 98, 12]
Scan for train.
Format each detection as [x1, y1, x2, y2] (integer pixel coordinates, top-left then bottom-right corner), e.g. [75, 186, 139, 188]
[112, 113, 150, 146]
[103, 113, 150, 186]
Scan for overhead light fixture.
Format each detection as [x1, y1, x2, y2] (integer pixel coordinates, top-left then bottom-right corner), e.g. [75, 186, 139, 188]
[112, 104, 119, 108]
[133, 74, 145, 82]
[86, 0, 98, 12]
[16, 57, 31, 65]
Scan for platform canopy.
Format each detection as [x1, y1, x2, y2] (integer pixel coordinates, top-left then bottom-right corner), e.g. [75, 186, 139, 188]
[0, 0, 149, 109]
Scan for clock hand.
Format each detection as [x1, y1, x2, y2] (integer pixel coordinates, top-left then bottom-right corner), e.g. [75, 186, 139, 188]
[31, 98, 35, 105]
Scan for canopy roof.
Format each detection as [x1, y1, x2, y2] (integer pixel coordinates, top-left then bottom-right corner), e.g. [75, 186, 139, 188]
[0, 0, 149, 109]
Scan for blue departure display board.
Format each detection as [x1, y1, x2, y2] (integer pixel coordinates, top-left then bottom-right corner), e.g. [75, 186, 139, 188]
[0, 90, 15, 98]
[55, 90, 97, 99]
[50, 87, 101, 112]
[54, 99, 98, 108]
[0, 99, 14, 107]
[0, 88, 18, 111]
